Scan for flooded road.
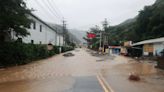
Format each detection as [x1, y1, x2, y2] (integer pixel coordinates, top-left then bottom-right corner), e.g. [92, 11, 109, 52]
[101, 56, 164, 92]
[0, 48, 164, 92]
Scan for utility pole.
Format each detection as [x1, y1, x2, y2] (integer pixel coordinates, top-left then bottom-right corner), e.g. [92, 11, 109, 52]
[58, 19, 66, 53]
[103, 18, 108, 44]
[95, 25, 102, 53]
[62, 19, 67, 46]
[102, 18, 108, 53]
[103, 18, 108, 31]
[99, 30, 102, 54]
[55, 28, 58, 46]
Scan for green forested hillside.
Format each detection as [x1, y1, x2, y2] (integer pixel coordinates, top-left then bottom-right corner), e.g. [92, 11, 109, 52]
[108, 0, 164, 45]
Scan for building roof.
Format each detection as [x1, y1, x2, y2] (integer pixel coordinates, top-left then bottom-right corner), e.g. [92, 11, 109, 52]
[132, 37, 164, 46]
[109, 46, 121, 49]
[29, 13, 57, 33]
[47, 23, 64, 34]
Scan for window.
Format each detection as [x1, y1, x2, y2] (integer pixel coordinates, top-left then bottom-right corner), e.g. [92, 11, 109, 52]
[33, 22, 36, 29]
[28, 24, 31, 29]
[17, 38, 22, 43]
[40, 25, 42, 32]
[31, 40, 34, 44]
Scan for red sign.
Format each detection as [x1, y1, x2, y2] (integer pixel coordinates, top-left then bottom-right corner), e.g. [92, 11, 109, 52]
[87, 33, 96, 38]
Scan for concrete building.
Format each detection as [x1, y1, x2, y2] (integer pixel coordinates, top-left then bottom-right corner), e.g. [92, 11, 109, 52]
[48, 23, 81, 46]
[109, 46, 121, 55]
[132, 37, 164, 56]
[11, 14, 64, 46]
[48, 23, 64, 46]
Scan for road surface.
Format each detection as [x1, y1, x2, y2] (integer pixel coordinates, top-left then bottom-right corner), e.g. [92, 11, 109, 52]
[0, 48, 163, 92]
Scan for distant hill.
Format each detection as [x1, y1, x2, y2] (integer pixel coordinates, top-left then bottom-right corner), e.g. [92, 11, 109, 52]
[47, 23, 82, 44]
[156, 0, 164, 4]
[107, 0, 164, 45]
[69, 29, 86, 43]
[117, 17, 137, 27]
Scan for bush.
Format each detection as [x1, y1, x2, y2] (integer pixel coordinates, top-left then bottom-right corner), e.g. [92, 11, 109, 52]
[0, 42, 74, 67]
[61, 46, 74, 52]
[52, 46, 74, 53]
[53, 46, 60, 54]
[0, 42, 50, 67]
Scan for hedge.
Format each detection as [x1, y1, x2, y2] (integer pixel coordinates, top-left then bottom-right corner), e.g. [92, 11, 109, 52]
[0, 42, 74, 67]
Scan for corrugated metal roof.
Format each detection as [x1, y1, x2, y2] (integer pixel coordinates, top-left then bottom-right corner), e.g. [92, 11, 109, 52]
[132, 37, 164, 46]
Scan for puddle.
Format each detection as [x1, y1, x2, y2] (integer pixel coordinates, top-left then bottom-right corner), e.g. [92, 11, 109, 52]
[96, 59, 105, 62]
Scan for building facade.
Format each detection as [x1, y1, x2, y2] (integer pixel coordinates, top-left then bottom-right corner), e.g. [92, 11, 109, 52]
[11, 14, 64, 46]
[132, 37, 164, 56]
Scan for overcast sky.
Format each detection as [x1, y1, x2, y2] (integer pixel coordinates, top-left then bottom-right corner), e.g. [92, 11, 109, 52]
[26, 0, 156, 30]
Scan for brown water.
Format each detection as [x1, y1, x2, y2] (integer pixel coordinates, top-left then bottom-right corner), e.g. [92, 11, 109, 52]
[101, 56, 164, 92]
[0, 48, 163, 92]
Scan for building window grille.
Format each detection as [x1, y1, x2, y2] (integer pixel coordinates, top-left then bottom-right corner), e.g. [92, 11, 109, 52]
[40, 25, 42, 32]
[33, 22, 36, 29]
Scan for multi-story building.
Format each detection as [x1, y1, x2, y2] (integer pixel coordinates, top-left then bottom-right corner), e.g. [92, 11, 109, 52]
[11, 14, 64, 46]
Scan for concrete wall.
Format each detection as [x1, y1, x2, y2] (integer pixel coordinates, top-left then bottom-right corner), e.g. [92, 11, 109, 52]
[60, 35, 64, 46]
[56, 34, 64, 46]
[153, 42, 164, 56]
[142, 43, 164, 56]
[23, 16, 57, 45]
[143, 44, 154, 56]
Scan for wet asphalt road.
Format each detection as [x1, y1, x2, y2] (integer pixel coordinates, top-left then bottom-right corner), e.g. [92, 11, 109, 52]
[0, 48, 164, 92]
[71, 76, 103, 92]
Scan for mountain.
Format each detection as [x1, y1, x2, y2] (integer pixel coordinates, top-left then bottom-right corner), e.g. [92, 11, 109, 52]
[107, 0, 164, 45]
[117, 17, 137, 27]
[47, 23, 82, 44]
[69, 29, 87, 43]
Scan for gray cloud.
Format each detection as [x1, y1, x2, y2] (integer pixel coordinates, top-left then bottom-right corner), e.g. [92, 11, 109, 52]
[26, 0, 156, 30]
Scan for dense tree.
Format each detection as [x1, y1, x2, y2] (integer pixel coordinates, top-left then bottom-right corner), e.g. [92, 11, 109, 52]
[83, 26, 101, 49]
[85, 0, 164, 48]
[0, 0, 32, 42]
[106, 0, 164, 44]
[135, 0, 164, 41]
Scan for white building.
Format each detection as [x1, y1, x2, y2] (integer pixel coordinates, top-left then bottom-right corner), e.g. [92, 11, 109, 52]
[48, 23, 65, 46]
[132, 37, 164, 56]
[11, 14, 64, 46]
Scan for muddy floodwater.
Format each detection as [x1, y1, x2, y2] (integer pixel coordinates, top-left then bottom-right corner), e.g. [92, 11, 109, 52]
[0, 48, 163, 92]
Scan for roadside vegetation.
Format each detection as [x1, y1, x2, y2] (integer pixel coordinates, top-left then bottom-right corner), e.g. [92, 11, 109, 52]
[0, 42, 74, 67]
[108, 0, 164, 44]
[0, 0, 74, 67]
[84, 0, 164, 48]
[0, 0, 32, 41]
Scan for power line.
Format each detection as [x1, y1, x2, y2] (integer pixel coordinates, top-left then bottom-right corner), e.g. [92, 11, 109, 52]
[33, 0, 57, 22]
[27, 0, 48, 19]
[34, 0, 62, 22]
[28, 1, 52, 21]
[42, 0, 63, 21]
[50, 0, 64, 19]
[47, 0, 64, 20]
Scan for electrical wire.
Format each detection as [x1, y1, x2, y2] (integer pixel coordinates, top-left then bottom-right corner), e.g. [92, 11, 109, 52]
[34, 0, 62, 22]
[47, 0, 63, 20]
[50, 0, 64, 19]
[33, 0, 56, 21]
[42, 0, 63, 21]
[27, 0, 51, 21]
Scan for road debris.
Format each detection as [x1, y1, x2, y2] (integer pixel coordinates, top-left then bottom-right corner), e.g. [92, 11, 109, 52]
[128, 73, 140, 81]
[63, 53, 75, 57]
